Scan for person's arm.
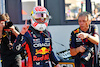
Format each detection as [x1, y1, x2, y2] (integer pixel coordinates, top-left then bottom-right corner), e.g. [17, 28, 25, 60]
[77, 25, 99, 45]
[0, 30, 2, 44]
[88, 25, 99, 45]
[69, 31, 86, 56]
[13, 34, 26, 52]
[77, 32, 99, 45]
[87, 34, 99, 45]
[48, 33, 60, 67]
[69, 31, 78, 56]
[70, 48, 79, 56]
[0, 29, 2, 38]
[10, 25, 20, 37]
[0, 23, 3, 44]
[50, 51, 61, 67]
[70, 45, 86, 56]
[13, 20, 29, 52]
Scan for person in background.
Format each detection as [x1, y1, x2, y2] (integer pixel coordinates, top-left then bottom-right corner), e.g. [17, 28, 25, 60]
[69, 12, 99, 67]
[96, 14, 100, 21]
[75, 8, 82, 19]
[5, 13, 10, 22]
[13, 6, 61, 67]
[92, 8, 100, 21]
[0, 13, 21, 67]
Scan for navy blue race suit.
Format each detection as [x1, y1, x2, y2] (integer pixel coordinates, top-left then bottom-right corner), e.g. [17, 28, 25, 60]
[1, 26, 21, 67]
[69, 24, 99, 67]
[13, 26, 58, 67]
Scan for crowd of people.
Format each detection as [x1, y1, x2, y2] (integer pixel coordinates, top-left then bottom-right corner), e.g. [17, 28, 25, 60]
[0, 6, 99, 67]
[66, 8, 100, 21]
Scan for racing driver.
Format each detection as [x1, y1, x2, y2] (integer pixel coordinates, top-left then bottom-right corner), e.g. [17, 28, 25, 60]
[13, 6, 61, 67]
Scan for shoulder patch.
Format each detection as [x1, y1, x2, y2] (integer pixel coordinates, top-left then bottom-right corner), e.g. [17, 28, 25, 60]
[73, 28, 79, 34]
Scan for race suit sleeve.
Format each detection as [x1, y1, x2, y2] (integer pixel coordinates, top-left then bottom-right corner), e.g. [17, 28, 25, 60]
[13, 32, 31, 53]
[49, 50, 59, 65]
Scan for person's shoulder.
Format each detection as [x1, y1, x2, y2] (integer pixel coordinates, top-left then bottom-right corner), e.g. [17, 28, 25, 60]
[43, 29, 51, 37]
[44, 29, 51, 34]
[45, 29, 50, 33]
[71, 28, 80, 34]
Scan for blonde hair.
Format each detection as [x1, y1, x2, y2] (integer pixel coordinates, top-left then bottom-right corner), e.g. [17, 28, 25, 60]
[5, 13, 10, 21]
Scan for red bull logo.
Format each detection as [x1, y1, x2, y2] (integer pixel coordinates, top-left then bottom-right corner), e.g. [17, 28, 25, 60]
[33, 54, 49, 61]
[35, 47, 50, 55]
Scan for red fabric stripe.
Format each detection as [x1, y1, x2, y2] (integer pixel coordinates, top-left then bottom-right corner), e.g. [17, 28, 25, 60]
[35, 6, 46, 11]
[49, 45, 52, 54]
[25, 44, 33, 67]
[28, 30, 32, 37]
[81, 63, 85, 67]
[45, 22, 48, 26]
[32, 22, 38, 27]
[21, 42, 26, 47]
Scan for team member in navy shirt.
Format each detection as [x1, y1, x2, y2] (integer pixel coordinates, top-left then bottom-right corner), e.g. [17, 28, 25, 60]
[69, 12, 99, 67]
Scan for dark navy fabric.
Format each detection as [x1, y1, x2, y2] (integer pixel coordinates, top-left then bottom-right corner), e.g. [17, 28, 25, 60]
[69, 24, 99, 67]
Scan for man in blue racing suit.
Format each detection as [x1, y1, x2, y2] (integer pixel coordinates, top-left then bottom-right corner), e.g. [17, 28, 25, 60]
[13, 6, 61, 67]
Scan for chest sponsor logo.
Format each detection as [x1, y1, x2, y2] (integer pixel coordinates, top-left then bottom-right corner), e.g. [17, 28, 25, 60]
[33, 38, 50, 43]
[33, 54, 49, 61]
[33, 39, 40, 43]
[35, 47, 50, 55]
[16, 44, 21, 51]
[33, 43, 50, 47]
